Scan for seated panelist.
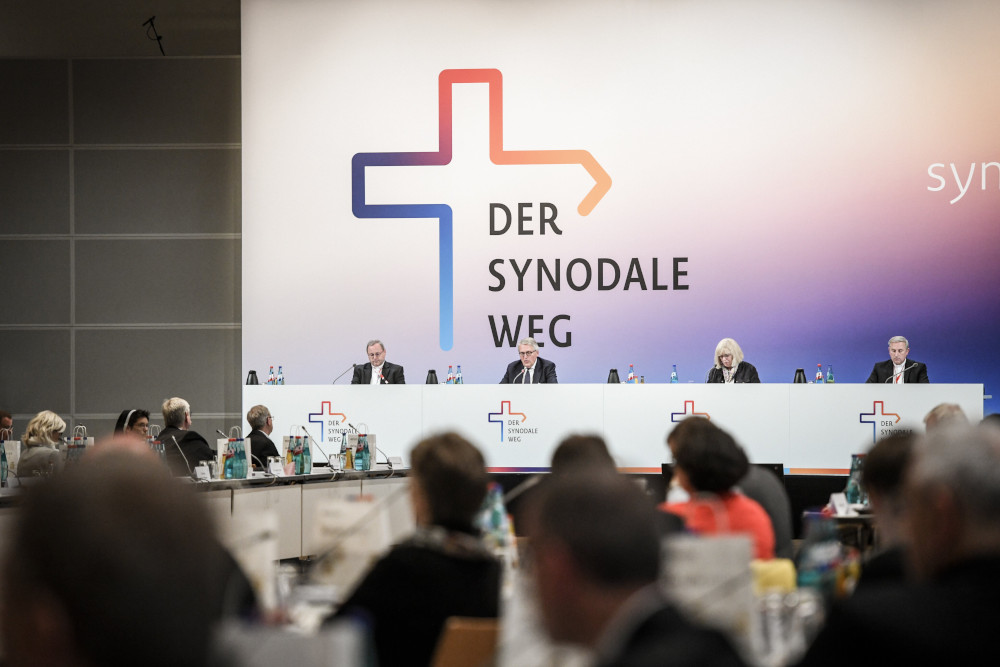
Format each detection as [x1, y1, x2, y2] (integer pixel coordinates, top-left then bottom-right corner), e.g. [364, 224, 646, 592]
[866, 335, 929, 384]
[706, 338, 760, 383]
[500, 337, 558, 384]
[351, 339, 405, 384]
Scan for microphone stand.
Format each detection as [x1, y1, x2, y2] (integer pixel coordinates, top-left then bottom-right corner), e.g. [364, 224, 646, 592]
[332, 363, 357, 384]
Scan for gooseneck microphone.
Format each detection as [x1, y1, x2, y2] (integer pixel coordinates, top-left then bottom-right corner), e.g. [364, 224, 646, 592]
[301, 426, 334, 468]
[333, 363, 357, 384]
[513, 367, 527, 384]
[885, 363, 917, 383]
[170, 436, 194, 478]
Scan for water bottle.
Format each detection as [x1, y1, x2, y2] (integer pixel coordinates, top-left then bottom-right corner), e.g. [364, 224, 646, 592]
[796, 513, 841, 600]
[446, 365, 454, 384]
[238, 439, 248, 478]
[301, 435, 311, 474]
[815, 364, 824, 384]
[627, 364, 635, 383]
[293, 437, 303, 475]
[845, 454, 866, 504]
[361, 436, 371, 471]
[276, 365, 285, 385]
[455, 364, 463, 384]
[223, 440, 235, 479]
[267, 365, 276, 385]
[354, 437, 365, 471]
[826, 364, 835, 384]
[340, 431, 349, 470]
[1, 444, 7, 487]
[670, 364, 679, 383]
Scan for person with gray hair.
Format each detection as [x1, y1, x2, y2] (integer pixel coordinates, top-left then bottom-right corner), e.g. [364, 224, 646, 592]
[499, 337, 558, 383]
[158, 397, 214, 477]
[706, 338, 760, 383]
[798, 425, 1000, 665]
[245, 404, 279, 468]
[865, 335, 929, 383]
[351, 339, 405, 384]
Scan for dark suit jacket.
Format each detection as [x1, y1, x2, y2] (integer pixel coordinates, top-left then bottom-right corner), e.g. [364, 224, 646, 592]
[351, 361, 405, 384]
[706, 362, 760, 383]
[246, 429, 280, 467]
[499, 357, 558, 384]
[594, 593, 744, 667]
[158, 426, 215, 477]
[865, 359, 929, 383]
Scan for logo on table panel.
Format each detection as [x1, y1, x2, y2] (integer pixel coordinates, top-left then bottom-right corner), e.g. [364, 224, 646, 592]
[859, 401, 912, 443]
[352, 68, 611, 351]
[670, 400, 711, 423]
[487, 400, 537, 444]
[308, 401, 351, 443]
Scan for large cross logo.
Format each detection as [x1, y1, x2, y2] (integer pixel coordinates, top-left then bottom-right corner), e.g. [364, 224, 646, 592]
[308, 401, 348, 443]
[351, 68, 612, 350]
[859, 401, 900, 443]
[487, 400, 528, 443]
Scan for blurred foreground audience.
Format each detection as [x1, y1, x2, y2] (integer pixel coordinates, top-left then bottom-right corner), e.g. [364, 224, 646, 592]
[329, 432, 500, 667]
[798, 424, 1000, 665]
[922, 402, 968, 433]
[525, 470, 745, 666]
[0, 450, 255, 667]
[661, 418, 776, 560]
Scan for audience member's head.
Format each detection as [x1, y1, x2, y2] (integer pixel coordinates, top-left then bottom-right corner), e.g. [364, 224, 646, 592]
[246, 404, 273, 435]
[21, 410, 66, 447]
[668, 417, 748, 495]
[0, 451, 220, 667]
[904, 425, 1000, 580]
[550, 434, 615, 475]
[923, 402, 968, 433]
[525, 471, 661, 647]
[162, 397, 191, 429]
[0, 409, 13, 434]
[113, 408, 150, 439]
[862, 433, 917, 545]
[409, 432, 488, 531]
[980, 413, 1000, 429]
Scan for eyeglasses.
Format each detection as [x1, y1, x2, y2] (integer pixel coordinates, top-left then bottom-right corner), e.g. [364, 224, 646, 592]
[519, 350, 537, 357]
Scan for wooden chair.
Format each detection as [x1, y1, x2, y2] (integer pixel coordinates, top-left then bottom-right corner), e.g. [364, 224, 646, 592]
[431, 616, 499, 667]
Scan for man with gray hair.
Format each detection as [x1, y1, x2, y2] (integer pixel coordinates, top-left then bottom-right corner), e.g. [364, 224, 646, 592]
[865, 335, 929, 383]
[351, 339, 405, 384]
[799, 425, 1000, 664]
[499, 337, 558, 384]
[158, 397, 214, 476]
[246, 404, 279, 468]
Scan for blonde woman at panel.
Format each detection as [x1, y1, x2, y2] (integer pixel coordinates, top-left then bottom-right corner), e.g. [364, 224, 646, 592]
[706, 338, 760, 383]
[17, 410, 67, 477]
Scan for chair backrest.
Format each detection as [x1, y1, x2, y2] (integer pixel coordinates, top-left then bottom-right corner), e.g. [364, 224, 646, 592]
[431, 616, 499, 667]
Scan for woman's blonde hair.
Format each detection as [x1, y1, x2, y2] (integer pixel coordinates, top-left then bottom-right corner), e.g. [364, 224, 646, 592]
[22, 410, 66, 447]
[713, 338, 744, 369]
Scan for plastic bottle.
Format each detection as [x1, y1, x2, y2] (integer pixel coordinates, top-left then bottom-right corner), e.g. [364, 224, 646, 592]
[276, 365, 285, 385]
[267, 365, 275, 385]
[301, 435, 311, 474]
[361, 436, 371, 471]
[354, 437, 365, 471]
[238, 439, 248, 478]
[815, 364, 824, 384]
[826, 364, 835, 384]
[223, 440, 235, 479]
[455, 364, 463, 384]
[340, 431, 350, 470]
[627, 364, 635, 383]
[446, 365, 454, 384]
[671, 364, 679, 383]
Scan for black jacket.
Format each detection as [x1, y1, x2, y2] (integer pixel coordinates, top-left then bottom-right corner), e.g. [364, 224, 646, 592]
[499, 357, 558, 384]
[706, 362, 760, 383]
[351, 361, 405, 384]
[865, 359, 929, 383]
[158, 426, 215, 477]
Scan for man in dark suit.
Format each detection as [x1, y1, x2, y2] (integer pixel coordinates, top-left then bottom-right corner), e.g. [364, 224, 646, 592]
[526, 471, 744, 667]
[157, 397, 215, 477]
[499, 337, 558, 384]
[865, 335, 929, 383]
[351, 339, 405, 384]
[245, 404, 280, 468]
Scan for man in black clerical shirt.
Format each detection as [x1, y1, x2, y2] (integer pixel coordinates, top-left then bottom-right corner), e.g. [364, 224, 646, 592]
[351, 339, 405, 384]
[865, 335, 929, 383]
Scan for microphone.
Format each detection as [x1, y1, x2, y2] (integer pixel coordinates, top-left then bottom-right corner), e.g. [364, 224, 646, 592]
[503, 474, 542, 504]
[885, 363, 917, 383]
[333, 363, 357, 384]
[250, 453, 276, 478]
[169, 436, 194, 478]
[300, 426, 334, 468]
[513, 367, 527, 384]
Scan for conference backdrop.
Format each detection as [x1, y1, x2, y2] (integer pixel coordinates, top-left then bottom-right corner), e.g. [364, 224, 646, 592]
[242, 0, 999, 413]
